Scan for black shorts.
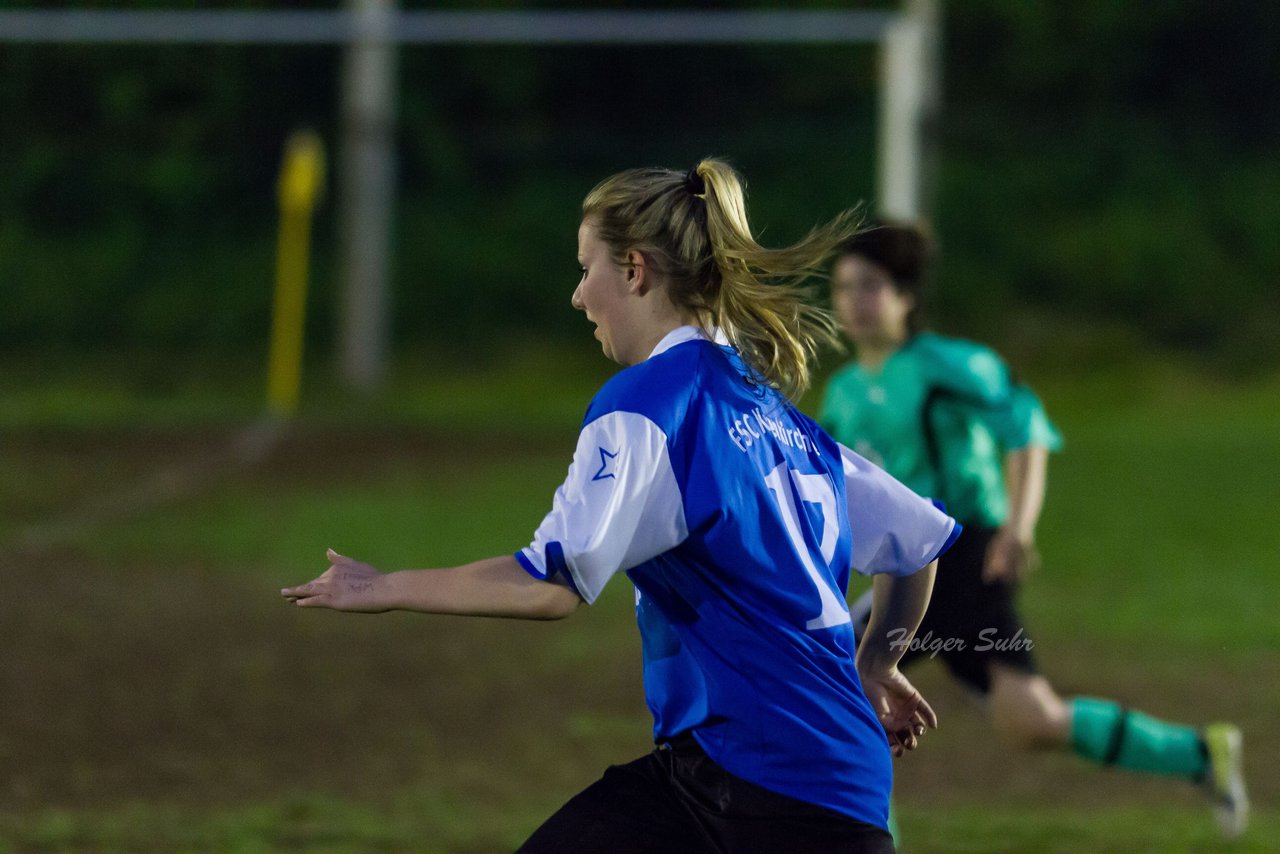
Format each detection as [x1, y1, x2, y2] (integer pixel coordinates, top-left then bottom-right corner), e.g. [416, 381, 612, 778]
[518, 734, 895, 854]
[853, 525, 1037, 694]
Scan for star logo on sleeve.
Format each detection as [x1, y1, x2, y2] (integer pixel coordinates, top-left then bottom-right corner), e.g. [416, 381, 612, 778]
[592, 446, 619, 481]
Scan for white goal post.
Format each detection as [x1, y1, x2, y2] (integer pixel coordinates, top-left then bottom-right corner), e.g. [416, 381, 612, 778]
[1, 3, 940, 391]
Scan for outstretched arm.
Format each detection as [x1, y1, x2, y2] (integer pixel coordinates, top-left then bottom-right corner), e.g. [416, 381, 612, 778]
[282, 549, 582, 620]
[855, 561, 939, 757]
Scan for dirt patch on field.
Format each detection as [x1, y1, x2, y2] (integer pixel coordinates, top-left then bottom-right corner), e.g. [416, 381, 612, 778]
[0, 548, 647, 814]
[1, 425, 630, 816]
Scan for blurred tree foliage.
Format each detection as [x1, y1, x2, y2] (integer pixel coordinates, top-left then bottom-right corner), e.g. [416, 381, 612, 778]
[2, 0, 1278, 369]
[938, 0, 1280, 367]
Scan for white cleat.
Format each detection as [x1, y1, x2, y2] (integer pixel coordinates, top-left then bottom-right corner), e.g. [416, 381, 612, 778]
[1203, 722, 1248, 839]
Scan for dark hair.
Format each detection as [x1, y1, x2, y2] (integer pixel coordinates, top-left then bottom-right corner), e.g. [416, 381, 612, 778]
[835, 220, 935, 331]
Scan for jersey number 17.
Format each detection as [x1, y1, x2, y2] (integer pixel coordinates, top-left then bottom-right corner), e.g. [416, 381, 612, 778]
[764, 463, 852, 631]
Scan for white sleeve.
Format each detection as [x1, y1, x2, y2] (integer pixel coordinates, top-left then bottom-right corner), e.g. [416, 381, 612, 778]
[840, 443, 960, 577]
[518, 411, 688, 604]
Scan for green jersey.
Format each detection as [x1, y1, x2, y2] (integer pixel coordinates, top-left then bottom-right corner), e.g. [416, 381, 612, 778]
[818, 333, 1062, 527]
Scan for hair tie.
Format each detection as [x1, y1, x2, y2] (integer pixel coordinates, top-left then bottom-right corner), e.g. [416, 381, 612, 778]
[684, 166, 707, 199]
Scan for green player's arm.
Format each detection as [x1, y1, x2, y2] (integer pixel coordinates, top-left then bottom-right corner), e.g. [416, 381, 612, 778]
[281, 550, 582, 620]
[984, 443, 1050, 582]
[854, 560, 937, 674]
[1003, 443, 1049, 543]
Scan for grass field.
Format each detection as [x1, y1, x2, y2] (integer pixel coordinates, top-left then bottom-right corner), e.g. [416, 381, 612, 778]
[1, 344, 1276, 852]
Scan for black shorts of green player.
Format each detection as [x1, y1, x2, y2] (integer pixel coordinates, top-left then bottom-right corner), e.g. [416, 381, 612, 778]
[518, 734, 894, 854]
[852, 525, 1031, 694]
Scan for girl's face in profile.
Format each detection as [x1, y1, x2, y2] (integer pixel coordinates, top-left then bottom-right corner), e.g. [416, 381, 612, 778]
[831, 254, 914, 347]
[573, 219, 641, 365]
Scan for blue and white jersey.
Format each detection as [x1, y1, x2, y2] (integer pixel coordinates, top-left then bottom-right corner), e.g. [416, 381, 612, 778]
[517, 326, 959, 828]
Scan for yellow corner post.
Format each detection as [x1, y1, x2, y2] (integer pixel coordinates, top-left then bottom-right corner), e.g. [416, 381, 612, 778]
[267, 129, 325, 417]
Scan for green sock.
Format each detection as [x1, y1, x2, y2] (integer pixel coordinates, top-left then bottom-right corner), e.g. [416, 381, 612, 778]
[1069, 697, 1207, 779]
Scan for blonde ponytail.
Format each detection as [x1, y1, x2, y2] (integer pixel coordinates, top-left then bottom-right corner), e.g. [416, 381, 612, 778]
[583, 158, 860, 399]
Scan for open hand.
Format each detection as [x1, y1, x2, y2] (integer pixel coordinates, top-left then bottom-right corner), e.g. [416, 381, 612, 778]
[281, 549, 390, 612]
[858, 665, 938, 758]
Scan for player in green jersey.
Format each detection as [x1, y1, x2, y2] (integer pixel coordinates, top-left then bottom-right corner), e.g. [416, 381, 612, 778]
[819, 220, 1247, 840]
